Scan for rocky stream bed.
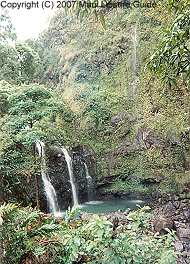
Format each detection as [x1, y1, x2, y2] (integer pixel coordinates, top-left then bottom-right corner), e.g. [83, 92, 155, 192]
[81, 197, 190, 264]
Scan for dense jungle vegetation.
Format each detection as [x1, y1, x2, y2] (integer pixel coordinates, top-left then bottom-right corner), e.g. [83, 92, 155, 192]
[0, 0, 190, 263]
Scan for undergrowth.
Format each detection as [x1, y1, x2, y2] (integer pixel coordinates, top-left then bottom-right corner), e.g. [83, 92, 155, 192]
[0, 203, 176, 264]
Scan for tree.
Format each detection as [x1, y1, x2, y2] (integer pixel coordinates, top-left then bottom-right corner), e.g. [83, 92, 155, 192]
[0, 13, 20, 83]
[0, 14, 41, 84]
[0, 44, 20, 83]
[0, 12, 16, 43]
[0, 80, 13, 116]
[7, 84, 60, 135]
[0, 83, 74, 205]
[15, 43, 41, 84]
[149, 1, 190, 87]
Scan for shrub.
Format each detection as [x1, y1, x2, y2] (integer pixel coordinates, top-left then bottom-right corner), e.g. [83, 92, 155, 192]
[0, 204, 177, 264]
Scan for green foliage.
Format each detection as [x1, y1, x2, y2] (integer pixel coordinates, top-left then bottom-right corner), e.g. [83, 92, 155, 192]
[0, 80, 12, 116]
[0, 14, 42, 85]
[106, 179, 150, 194]
[0, 44, 20, 83]
[0, 0, 190, 221]
[34, 3, 190, 197]
[0, 82, 75, 203]
[2, 84, 72, 142]
[0, 42, 41, 85]
[15, 43, 41, 84]
[149, 4, 190, 87]
[0, 204, 176, 264]
[168, 0, 190, 11]
[0, 12, 16, 43]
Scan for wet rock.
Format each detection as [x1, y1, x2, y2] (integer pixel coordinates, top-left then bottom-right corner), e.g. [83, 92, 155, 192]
[173, 201, 180, 209]
[153, 216, 174, 234]
[140, 128, 164, 149]
[177, 258, 189, 264]
[141, 176, 163, 185]
[175, 240, 184, 252]
[164, 201, 176, 216]
[174, 222, 185, 229]
[183, 209, 190, 220]
[176, 226, 190, 240]
[151, 199, 190, 264]
[80, 212, 93, 221]
[111, 112, 126, 126]
[183, 241, 190, 252]
[40, 144, 98, 210]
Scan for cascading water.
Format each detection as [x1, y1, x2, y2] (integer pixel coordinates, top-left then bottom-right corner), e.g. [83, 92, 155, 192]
[61, 147, 79, 207]
[132, 24, 138, 76]
[84, 162, 95, 201]
[131, 23, 139, 97]
[36, 141, 60, 214]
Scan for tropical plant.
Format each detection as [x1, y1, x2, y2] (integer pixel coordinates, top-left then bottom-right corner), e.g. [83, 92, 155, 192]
[0, 204, 177, 264]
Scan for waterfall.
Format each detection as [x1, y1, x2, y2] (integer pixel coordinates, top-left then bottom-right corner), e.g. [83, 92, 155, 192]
[84, 162, 95, 201]
[36, 141, 60, 214]
[131, 23, 139, 97]
[61, 147, 79, 207]
[132, 24, 138, 76]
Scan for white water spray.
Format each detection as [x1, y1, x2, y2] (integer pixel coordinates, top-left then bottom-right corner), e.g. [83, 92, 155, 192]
[61, 147, 79, 207]
[36, 141, 59, 214]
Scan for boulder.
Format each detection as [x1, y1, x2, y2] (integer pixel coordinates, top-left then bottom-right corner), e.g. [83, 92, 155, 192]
[111, 112, 126, 126]
[152, 216, 174, 234]
[175, 240, 184, 252]
[176, 226, 190, 240]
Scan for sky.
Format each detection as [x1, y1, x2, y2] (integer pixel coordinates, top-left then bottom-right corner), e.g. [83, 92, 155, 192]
[4, 1, 54, 40]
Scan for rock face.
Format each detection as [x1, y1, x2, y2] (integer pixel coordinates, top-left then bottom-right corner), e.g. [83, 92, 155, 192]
[72, 145, 96, 203]
[152, 199, 190, 264]
[72, 145, 88, 204]
[46, 146, 72, 210]
[176, 226, 190, 240]
[43, 144, 97, 211]
[0, 143, 97, 213]
[111, 112, 126, 126]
